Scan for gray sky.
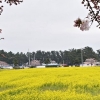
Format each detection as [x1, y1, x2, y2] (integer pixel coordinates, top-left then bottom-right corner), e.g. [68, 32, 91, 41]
[0, 0, 99, 53]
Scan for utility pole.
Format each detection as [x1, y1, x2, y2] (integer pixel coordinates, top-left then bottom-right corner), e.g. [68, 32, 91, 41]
[81, 48, 83, 66]
[63, 60, 64, 66]
[28, 49, 30, 66]
[34, 53, 35, 60]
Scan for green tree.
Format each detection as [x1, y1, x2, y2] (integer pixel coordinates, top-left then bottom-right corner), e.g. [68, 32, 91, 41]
[96, 49, 100, 61]
[13, 58, 18, 67]
[83, 47, 98, 60]
[44, 58, 50, 64]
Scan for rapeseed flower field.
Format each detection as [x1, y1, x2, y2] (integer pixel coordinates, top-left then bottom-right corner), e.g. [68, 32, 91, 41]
[0, 67, 100, 100]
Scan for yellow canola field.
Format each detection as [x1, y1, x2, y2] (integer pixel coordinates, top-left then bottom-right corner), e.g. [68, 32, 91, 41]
[0, 67, 100, 100]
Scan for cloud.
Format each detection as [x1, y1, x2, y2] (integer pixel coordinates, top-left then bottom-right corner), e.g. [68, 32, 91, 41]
[0, 0, 99, 53]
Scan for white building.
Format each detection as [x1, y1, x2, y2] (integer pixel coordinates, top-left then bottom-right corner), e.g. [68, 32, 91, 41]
[30, 60, 41, 66]
[0, 61, 13, 69]
[80, 58, 100, 67]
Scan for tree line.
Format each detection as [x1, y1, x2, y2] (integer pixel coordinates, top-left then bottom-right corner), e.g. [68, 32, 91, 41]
[0, 46, 100, 66]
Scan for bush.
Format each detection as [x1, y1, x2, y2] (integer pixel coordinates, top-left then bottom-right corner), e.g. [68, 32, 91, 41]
[29, 66, 36, 68]
[45, 65, 59, 67]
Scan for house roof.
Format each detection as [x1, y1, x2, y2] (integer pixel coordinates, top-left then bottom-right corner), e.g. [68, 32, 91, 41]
[0, 61, 9, 66]
[85, 58, 97, 62]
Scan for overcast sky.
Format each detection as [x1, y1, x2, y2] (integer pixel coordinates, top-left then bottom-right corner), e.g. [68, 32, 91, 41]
[0, 0, 99, 53]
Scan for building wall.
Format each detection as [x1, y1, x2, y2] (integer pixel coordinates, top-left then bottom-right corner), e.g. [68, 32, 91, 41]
[30, 60, 40, 66]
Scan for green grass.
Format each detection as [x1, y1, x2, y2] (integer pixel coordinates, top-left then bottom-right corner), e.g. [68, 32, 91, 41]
[0, 67, 100, 100]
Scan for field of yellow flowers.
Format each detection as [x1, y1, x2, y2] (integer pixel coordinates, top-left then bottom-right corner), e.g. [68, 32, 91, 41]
[0, 67, 100, 100]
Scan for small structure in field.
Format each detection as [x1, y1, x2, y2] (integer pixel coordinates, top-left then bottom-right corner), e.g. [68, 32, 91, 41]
[43, 60, 59, 67]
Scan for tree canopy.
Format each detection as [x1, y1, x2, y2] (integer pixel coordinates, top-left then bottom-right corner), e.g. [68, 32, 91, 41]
[0, 47, 99, 66]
